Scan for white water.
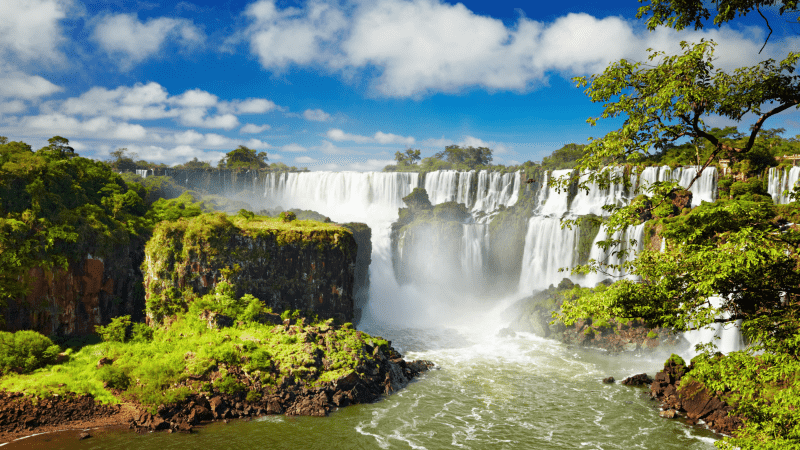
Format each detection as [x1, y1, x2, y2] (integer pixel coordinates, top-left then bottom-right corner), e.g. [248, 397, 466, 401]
[767, 166, 800, 204]
[636, 165, 717, 206]
[260, 167, 740, 355]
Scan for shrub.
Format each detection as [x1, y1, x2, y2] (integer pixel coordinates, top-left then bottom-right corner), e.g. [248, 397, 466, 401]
[214, 375, 245, 395]
[279, 211, 296, 222]
[0, 330, 61, 375]
[96, 315, 132, 343]
[647, 330, 658, 339]
[245, 390, 262, 402]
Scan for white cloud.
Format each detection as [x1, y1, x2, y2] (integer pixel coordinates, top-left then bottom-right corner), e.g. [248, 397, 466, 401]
[20, 113, 148, 140]
[178, 110, 240, 130]
[227, 98, 278, 114]
[326, 128, 415, 145]
[281, 143, 307, 152]
[242, 0, 800, 98]
[92, 13, 204, 66]
[0, 0, 67, 63]
[0, 100, 27, 114]
[0, 70, 62, 100]
[121, 144, 226, 166]
[244, 0, 348, 69]
[303, 108, 331, 121]
[172, 89, 218, 108]
[240, 123, 271, 133]
[295, 155, 318, 164]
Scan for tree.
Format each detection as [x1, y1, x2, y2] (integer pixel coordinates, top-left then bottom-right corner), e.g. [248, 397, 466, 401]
[395, 148, 422, 166]
[37, 136, 76, 159]
[434, 145, 493, 169]
[108, 148, 140, 172]
[218, 145, 268, 170]
[560, 2, 800, 445]
[175, 157, 212, 170]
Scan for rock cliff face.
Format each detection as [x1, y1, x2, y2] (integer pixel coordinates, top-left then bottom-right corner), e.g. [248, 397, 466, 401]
[143, 214, 361, 324]
[341, 223, 371, 324]
[2, 241, 146, 336]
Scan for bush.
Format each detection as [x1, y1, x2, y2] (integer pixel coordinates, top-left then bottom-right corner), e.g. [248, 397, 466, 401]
[279, 211, 296, 222]
[0, 330, 61, 375]
[96, 316, 132, 343]
[214, 375, 245, 395]
[95, 315, 153, 343]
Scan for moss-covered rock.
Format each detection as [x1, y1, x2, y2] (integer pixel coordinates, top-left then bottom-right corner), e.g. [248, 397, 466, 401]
[143, 213, 358, 325]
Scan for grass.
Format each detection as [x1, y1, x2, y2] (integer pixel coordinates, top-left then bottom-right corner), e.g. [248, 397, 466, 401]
[0, 286, 390, 413]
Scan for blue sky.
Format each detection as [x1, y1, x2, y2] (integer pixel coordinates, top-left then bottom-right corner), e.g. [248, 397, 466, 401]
[2, 0, 800, 171]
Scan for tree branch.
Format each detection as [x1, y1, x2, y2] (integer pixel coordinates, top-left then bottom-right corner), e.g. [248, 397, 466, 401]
[757, 6, 773, 54]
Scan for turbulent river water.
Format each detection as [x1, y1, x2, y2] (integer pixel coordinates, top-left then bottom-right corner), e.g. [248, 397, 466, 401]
[5, 169, 734, 448]
[7, 323, 718, 450]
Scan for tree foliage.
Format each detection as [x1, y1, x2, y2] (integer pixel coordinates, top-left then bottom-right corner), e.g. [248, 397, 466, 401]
[561, 2, 800, 447]
[0, 137, 150, 317]
[218, 145, 268, 170]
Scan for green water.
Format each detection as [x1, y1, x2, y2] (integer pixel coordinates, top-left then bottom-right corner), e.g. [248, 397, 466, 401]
[3, 326, 717, 450]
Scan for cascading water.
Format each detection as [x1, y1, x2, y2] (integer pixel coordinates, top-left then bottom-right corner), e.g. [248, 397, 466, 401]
[767, 166, 800, 204]
[39, 167, 726, 448]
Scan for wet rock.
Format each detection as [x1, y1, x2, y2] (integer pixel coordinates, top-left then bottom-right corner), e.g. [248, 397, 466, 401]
[497, 327, 516, 338]
[621, 373, 653, 386]
[78, 431, 91, 440]
[602, 377, 615, 384]
[659, 409, 677, 419]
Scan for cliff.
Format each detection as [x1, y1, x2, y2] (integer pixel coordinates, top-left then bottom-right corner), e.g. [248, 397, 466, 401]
[143, 213, 360, 324]
[2, 240, 146, 336]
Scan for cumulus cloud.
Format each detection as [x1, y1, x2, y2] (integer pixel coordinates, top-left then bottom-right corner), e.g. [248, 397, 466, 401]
[244, 0, 348, 69]
[326, 128, 415, 145]
[0, 0, 68, 63]
[295, 155, 318, 164]
[92, 13, 204, 66]
[242, 0, 800, 98]
[303, 108, 331, 121]
[240, 123, 271, 133]
[0, 70, 63, 100]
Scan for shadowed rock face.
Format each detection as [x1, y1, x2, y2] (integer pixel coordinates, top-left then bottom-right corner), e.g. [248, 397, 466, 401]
[143, 219, 362, 324]
[3, 240, 146, 336]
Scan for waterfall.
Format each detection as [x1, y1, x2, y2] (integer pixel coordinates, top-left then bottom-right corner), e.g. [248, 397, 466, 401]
[461, 223, 489, 281]
[635, 165, 717, 206]
[582, 223, 646, 286]
[538, 169, 574, 217]
[424, 171, 459, 204]
[518, 216, 579, 293]
[135, 169, 149, 178]
[682, 296, 745, 357]
[767, 166, 800, 204]
[569, 166, 632, 216]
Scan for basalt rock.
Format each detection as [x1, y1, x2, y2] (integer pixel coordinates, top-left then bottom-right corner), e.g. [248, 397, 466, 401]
[2, 240, 146, 336]
[650, 356, 743, 436]
[144, 214, 363, 324]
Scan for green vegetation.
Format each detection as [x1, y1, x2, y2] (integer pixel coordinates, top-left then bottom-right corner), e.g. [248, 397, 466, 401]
[217, 145, 269, 170]
[558, 1, 800, 447]
[0, 284, 390, 413]
[0, 136, 151, 318]
[144, 212, 352, 323]
[0, 331, 61, 375]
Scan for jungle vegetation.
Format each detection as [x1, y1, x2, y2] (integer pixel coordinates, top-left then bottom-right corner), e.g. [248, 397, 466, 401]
[554, 1, 800, 448]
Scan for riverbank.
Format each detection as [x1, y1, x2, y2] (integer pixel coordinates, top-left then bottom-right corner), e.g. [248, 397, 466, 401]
[0, 342, 433, 444]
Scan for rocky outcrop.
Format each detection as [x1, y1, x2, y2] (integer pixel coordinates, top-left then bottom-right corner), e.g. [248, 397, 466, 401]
[144, 214, 360, 324]
[650, 355, 743, 435]
[2, 240, 146, 336]
[130, 350, 434, 434]
[0, 391, 127, 441]
[504, 279, 686, 353]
